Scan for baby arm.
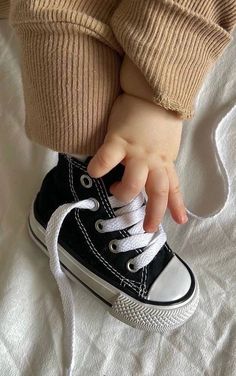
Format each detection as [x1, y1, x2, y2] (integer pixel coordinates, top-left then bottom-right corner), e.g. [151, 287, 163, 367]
[87, 55, 187, 233]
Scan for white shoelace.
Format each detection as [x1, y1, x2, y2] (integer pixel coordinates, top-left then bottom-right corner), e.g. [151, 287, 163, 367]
[45, 192, 167, 375]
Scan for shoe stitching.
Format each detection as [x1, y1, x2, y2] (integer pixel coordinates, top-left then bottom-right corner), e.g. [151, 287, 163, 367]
[68, 159, 141, 291]
[66, 155, 146, 261]
[67, 155, 174, 300]
[139, 268, 144, 297]
[142, 266, 148, 299]
[75, 210, 142, 293]
[95, 178, 145, 259]
[66, 155, 146, 296]
[68, 158, 78, 201]
[96, 177, 144, 258]
[95, 179, 146, 297]
[68, 155, 146, 295]
[67, 159, 141, 293]
[67, 155, 146, 295]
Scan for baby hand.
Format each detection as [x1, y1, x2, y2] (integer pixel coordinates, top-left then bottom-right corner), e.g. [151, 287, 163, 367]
[87, 93, 187, 233]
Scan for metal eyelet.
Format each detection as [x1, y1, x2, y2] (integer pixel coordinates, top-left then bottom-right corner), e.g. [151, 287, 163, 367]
[126, 259, 137, 273]
[80, 174, 93, 188]
[95, 219, 104, 233]
[89, 198, 100, 212]
[108, 239, 119, 254]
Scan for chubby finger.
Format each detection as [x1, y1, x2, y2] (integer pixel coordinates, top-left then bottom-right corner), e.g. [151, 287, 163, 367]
[110, 158, 148, 202]
[166, 163, 188, 224]
[143, 168, 169, 233]
[87, 140, 126, 178]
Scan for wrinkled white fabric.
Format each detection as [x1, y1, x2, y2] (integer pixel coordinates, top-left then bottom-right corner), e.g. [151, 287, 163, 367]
[1, 20, 236, 376]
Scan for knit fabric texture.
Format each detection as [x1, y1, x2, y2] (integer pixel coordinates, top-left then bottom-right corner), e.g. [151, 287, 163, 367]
[0, 0, 9, 19]
[0, 0, 236, 153]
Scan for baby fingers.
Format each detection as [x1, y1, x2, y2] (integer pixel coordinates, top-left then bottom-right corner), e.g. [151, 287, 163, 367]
[143, 168, 169, 233]
[87, 139, 125, 178]
[166, 163, 188, 224]
[109, 158, 148, 202]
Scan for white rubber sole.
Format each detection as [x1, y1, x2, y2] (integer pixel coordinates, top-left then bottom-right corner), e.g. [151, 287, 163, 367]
[28, 207, 199, 333]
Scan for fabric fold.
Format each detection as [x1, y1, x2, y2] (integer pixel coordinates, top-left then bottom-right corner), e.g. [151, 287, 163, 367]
[110, 0, 236, 118]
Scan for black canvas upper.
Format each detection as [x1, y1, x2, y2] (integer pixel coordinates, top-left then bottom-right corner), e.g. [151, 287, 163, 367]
[34, 154, 195, 304]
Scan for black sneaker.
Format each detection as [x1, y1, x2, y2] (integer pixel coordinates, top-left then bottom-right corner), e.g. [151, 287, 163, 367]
[28, 154, 199, 333]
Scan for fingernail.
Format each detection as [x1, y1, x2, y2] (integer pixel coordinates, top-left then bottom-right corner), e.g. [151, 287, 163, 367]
[180, 214, 188, 223]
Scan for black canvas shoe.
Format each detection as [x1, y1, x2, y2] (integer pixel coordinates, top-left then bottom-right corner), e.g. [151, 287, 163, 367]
[28, 154, 199, 334]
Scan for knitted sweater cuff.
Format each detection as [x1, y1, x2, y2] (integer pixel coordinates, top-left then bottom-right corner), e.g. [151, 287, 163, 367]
[0, 0, 10, 19]
[110, 0, 232, 119]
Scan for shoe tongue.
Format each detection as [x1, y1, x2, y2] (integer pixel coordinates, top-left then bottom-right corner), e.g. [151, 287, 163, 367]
[85, 156, 125, 195]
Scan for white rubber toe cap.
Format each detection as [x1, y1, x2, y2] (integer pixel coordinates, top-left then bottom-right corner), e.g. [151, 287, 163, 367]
[147, 256, 192, 302]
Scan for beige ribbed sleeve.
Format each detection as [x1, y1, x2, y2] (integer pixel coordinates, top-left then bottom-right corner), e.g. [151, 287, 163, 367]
[1, 0, 236, 153]
[0, 0, 9, 18]
[8, 0, 122, 154]
[110, 0, 236, 118]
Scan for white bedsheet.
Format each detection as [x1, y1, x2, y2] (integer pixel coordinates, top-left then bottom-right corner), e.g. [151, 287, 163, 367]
[1, 20, 236, 376]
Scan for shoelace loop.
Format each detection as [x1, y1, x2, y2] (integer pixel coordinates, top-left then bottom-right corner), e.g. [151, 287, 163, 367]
[45, 193, 167, 375]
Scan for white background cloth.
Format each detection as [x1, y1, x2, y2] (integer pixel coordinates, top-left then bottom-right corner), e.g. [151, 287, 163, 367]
[1, 20, 236, 376]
